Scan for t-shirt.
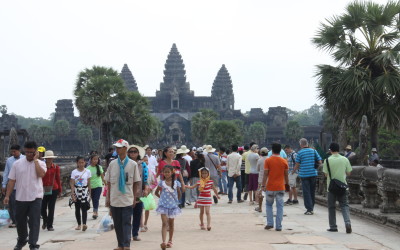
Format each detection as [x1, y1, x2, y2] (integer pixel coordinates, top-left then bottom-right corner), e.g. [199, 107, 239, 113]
[295, 148, 321, 178]
[287, 152, 298, 173]
[158, 160, 181, 179]
[248, 153, 260, 174]
[71, 169, 92, 187]
[268, 150, 287, 158]
[257, 156, 267, 183]
[190, 159, 204, 178]
[264, 155, 288, 191]
[242, 151, 251, 174]
[87, 165, 104, 189]
[323, 154, 352, 191]
[205, 153, 220, 178]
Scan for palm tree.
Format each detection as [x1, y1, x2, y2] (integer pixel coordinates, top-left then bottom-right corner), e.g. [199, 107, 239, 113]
[313, 1, 400, 148]
[191, 109, 219, 144]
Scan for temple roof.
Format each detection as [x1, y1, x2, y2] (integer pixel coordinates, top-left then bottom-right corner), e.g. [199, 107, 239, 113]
[211, 64, 233, 97]
[120, 64, 138, 92]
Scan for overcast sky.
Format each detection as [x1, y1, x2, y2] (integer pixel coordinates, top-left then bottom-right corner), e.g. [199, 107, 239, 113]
[0, 0, 389, 119]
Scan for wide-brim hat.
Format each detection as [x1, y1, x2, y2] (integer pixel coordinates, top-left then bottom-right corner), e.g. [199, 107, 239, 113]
[113, 139, 129, 148]
[176, 145, 190, 155]
[345, 145, 352, 150]
[204, 145, 216, 153]
[128, 145, 145, 159]
[43, 150, 57, 159]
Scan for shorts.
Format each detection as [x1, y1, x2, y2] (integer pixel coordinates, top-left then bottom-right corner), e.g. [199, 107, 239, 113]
[288, 173, 298, 188]
[248, 173, 259, 191]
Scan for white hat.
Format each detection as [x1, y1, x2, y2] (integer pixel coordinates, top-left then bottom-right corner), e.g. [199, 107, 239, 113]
[176, 145, 190, 155]
[371, 148, 377, 152]
[197, 147, 203, 152]
[43, 150, 57, 159]
[113, 139, 129, 148]
[192, 147, 197, 151]
[128, 145, 146, 159]
[260, 147, 269, 154]
[204, 145, 216, 153]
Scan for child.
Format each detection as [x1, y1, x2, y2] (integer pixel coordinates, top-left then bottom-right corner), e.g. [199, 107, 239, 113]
[155, 165, 182, 249]
[186, 167, 220, 231]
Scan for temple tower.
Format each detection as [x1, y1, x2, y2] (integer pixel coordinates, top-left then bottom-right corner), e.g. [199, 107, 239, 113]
[211, 64, 235, 111]
[120, 64, 138, 92]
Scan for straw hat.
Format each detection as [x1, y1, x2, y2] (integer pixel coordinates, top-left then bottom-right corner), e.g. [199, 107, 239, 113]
[128, 145, 145, 159]
[176, 145, 190, 155]
[42, 150, 57, 159]
[345, 145, 352, 150]
[204, 145, 216, 153]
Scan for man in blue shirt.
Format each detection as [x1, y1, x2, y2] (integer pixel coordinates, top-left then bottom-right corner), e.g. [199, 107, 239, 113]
[293, 138, 322, 215]
[1, 144, 25, 227]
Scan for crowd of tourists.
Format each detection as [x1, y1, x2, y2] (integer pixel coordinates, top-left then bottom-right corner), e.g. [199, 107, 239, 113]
[1, 138, 383, 250]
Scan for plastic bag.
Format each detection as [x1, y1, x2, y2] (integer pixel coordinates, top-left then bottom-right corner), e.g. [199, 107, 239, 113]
[97, 214, 114, 233]
[0, 209, 10, 227]
[140, 193, 156, 211]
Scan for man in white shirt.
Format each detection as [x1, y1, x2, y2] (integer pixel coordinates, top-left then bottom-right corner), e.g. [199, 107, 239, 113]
[145, 146, 158, 174]
[226, 145, 244, 204]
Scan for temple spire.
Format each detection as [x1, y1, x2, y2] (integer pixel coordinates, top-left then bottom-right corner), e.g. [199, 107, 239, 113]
[120, 64, 138, 92]
[211, 64, 234, 110]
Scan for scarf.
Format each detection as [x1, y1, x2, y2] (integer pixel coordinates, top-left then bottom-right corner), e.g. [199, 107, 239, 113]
[118, 156, 129, 194]
[198, 167, 210, 192]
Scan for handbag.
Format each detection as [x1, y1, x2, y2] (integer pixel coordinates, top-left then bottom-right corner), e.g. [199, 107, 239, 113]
[44, 166, 56, 195]
[326, 158, 348, 196]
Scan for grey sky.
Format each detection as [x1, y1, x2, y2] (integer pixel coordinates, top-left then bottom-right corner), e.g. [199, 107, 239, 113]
[0, 0, 389, 119]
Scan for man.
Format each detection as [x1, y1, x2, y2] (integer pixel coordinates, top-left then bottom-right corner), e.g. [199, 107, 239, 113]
[293, 138, 322, 215]
[241, 144, 253, 200]
[323, 142, 352, 234]
[4, 141, 47, 250]
[105, 139, 141, 250]
[344, 145, 356, 159]
[226, 145, 243, 204]
[262, 143, 289, 231]
[218, 147, 228, 195]
[144, 146, 158, 175]
[284, 145, 298, 205]
[369, 148, 379, 165]
[204, 145, 221, 204]
[247, 145, 260, 205]
[2, 144, 25, 228]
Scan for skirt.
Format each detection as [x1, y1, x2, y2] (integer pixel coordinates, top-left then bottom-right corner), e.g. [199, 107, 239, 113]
[248, 173, 259, 191]
[156, 205, 181, 218]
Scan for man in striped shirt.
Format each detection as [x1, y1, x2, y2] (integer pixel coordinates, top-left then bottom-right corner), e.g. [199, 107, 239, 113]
[293, 138, 322, 215]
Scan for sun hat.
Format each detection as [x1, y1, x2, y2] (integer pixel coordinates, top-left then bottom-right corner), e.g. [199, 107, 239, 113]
[128, 145, 145, 159]
[113, 139, 129, 148]
[204, 145, 216, 153]
[176, 145, 190, 155]
[260, 147, 269, 154]
[37, 146, 46, 153]
[42, 150, 57, 159]
[345, 145, 352, 150]
[192, 147, 197, 151]
[371, 148, 377, 152]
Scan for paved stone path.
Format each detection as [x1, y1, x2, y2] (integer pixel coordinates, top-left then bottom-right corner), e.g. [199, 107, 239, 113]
[0, 193, 399, 250]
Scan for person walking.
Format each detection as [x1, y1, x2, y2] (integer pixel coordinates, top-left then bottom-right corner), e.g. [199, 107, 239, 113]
[284, 145, 298, 205]
[255, 147, 268, 213]
[4, 141, 47, 250]
[204, 145, 221, 204]
[226, 145, 243, 204]
[323, 142, 353, 233]
[70, 156, 92, 231]
[218, 147, 228, 195]
[176, 147, 191, 208]
[294, 138, 322, 215]
[2, 144, 25, 228]
[247, 144, 260, 205]
[105, 139, 141, 250]
[262, 143, 289, 231]
[145, 146, 158, 176]
[41, 150, 62, 231]
[86, 154, 105, 219]
[189, 149, 205, 206]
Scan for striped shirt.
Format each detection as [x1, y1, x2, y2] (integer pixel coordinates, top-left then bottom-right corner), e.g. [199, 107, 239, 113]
[295, 148, 321, 178]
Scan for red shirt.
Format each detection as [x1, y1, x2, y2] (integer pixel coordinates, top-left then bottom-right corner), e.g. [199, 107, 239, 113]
[157, 160, 181, 179]
[42, 164, 62, 193]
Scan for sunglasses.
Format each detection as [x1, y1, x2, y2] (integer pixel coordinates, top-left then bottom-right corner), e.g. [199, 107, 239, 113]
[128, 150, 139, 154]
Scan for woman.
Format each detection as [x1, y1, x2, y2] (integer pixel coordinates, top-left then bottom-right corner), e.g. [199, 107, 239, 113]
[70, 156, 91, 231]
[175, 149, 191, 208]
[86, 154, 105, 219]
[189, 149, 205, 206]
[127, 145, 149, 241]
[41, 150, 62, 231]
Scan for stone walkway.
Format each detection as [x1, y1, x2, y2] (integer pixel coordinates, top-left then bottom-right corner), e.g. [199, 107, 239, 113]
[0, 193, 399, 250]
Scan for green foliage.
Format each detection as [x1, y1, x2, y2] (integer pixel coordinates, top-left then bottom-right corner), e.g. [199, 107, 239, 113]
[313, 1, 400, 147]
[206, 120, 243, 148]
[54, 120, 70, 137]
[191, 109, 219, 144]
[288, 104, 324, 126]
[284, 121, 304, 146]
[378, 128, 400, 159]
[28, 125, 54, 146]
[77, 123, 93, 154]
[246, 122, 266, 146]
[15, 115, 52, 129]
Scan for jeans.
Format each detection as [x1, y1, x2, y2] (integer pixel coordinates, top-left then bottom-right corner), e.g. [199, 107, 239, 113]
[16, 198, 42, 248]
[9, 190, 16, 224]
[301, 176, 316, 212]
[265, 190, 284, 230]
[228, 176, 242, 201]
[132, 202, 143, 237]
[328, 191, 351, 229]
[75, 200, 88, 225]
[111, 206, 133, 248]
[91, 187, 102, 212]
[218, 171, 228, 193]
[41, 190, 58, 229]
[180, 177, 189, 206]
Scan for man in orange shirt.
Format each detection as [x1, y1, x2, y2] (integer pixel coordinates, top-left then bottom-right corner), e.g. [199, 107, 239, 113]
[262, 143, 289, 231]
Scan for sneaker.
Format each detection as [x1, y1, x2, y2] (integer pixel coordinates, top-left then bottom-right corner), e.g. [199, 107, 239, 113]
[345, 224, 352, 234]
[264, 225, 273, 230]
[292, 200, 299, 204]
[284, 199, 292, 205]
[237, 200, 244, 203]
[132, 236, 141, 241]
[29, 244, 40, 250]
[327, 228, 338, 232]
[275, 228, 282, 231]
[228, 200, 232, 204]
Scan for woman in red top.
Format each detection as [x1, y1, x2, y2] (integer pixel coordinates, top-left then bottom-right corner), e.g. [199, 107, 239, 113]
[157, 146, 185, 194]
[41, 150, 62, 231]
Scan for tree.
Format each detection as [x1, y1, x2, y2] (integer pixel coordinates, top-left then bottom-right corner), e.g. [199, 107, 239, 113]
[34, 126, 54, 146]
[191, 109, 219, 144]
[377, 128, 400, 159]
[247, 122, 267, 146]
[54, 120, 70, 152]
[313, 1, 400, 148]
[77, 123, 93, 154]
[284, 121, 304, 146]
[206, 120, 243, 148]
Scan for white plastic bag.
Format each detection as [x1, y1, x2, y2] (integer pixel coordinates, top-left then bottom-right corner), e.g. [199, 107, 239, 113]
[97, 214, 114, 233]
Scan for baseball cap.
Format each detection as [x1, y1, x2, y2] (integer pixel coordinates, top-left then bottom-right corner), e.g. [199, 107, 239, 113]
[113, 139, 129, 148]
[37, 146, 46, 153]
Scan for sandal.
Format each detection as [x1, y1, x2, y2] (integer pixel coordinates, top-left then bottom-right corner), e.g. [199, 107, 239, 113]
[75, 225, 81, 230]
[160, 243, 167, 250]
[82, 224, 88, 231]
[166, 241, 173, 248]
[200, 224, 206, 230]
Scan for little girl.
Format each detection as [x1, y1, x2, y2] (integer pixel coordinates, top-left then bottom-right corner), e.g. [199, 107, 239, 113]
[155, 165, 181, 249]
[186, 167, 219, 231]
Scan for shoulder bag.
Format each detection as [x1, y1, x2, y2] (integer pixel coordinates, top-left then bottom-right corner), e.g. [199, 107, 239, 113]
[326, 158, 348, 196]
